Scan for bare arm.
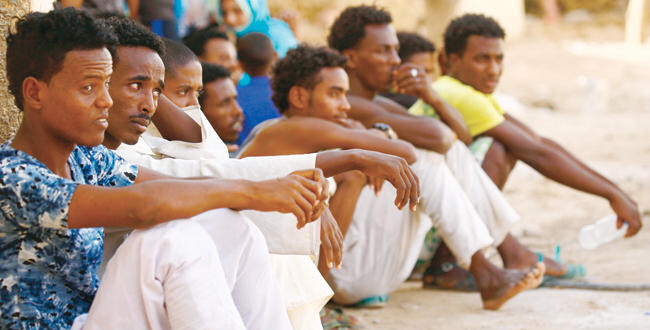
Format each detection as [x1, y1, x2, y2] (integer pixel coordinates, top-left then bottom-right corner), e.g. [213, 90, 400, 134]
[60, 0, 83, 8]
[126, 0, 140, 20]
[349, 95, 457, 154]
[68, 166, 328, 230]
[485, 116, 641, 236]
[151, 94, 202, 143]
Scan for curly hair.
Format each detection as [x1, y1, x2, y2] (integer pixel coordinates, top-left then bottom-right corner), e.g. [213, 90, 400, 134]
[6, 7, 117, 110]
[327, 5, 392, 52]
[397, 32, 435, 62]
[444, 14, 505, 57]
[161, 38, 199, 76]
[182, 25, 228, 57]
[271, 45, 347, 113]
[199, 62, 231, 104]
[101, 16, 164, 64]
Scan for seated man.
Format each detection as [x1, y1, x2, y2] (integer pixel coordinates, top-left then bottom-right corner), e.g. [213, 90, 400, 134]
[327, 5, 571, 283]
[235, 32, 282, 145]
[182, 24, 242, 82]
[199, 62, 244, 154]
[413, 14, 641, 235]
[239, 44, 545, 311]
[379, 31, 437, 109]
[101, 19, 419, 328]
[0, 8, 328, 329]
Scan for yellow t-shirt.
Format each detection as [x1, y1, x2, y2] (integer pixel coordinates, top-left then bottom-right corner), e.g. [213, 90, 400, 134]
[409, 76, 505, 137]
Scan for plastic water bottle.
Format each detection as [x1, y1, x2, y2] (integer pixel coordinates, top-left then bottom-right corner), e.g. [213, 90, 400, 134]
[578, 214, 628, 249]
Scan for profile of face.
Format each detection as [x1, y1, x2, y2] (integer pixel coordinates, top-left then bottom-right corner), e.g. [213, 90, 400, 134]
[200, 77, 243, 142]
[200, 38, 242, 82]
[405, 51, 437, 80]
[292, 67, 351, 122]
[221, 0, 249, 29]
[31, 48, 113, 147]
[163, 60, 203, 108]
[345, 23, 401, 93]
[106, 46, 165, 146]
[448, 35, 504, 94]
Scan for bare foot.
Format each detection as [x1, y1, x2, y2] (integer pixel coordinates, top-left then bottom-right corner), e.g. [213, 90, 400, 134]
[498, 234, 567, 277]
[479, 262, 545, 311]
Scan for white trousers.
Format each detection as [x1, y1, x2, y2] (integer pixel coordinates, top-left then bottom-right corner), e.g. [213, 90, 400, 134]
[328, 141, 519, 304]
[76, 209, 292, 330]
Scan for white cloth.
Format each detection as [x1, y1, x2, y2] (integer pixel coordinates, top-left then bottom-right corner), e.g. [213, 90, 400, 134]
[77, 209, 291, 330]
[109, 106, 331, 330]
[328, 141, 519, 304]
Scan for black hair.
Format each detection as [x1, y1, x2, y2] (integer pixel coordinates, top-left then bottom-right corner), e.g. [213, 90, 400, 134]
[182, 25, 229, 57]
[397, 32, 436, 62]
[443, 14, 505, 57]
[161, 37, 199, 76]
[6, 7, 118, 110]
[271, 44, 347, 113]
[101, 16, 164, 64]
[199, 62, 231, 104]
[236, 32, 274, 76]
[327, 5, 392, 52]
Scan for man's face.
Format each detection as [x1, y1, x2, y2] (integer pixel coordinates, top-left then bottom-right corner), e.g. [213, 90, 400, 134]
[448, 35, 503, 94]
[201, 77, 243, 142]
[406, 51, 437, 80]
[301, 67, 351, 122]
[346, 23, 400, 93]
[39, 48, 113, 147]
[106, 46, 165, 146]
[163, 60, 203, 108]
[200, 38, 242, 82]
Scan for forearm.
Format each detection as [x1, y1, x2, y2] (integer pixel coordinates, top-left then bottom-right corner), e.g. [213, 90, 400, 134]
[424, 96, 472, 145]
[70, 178, 256, 229]
[388, 117, 457, 154]
[329, 174, 366, 236]
[151, 94, 202, 142]
[515, 142, 620, 201]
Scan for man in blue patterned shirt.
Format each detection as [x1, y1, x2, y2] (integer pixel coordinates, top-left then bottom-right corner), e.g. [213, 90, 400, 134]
[1, 8, 331, 329]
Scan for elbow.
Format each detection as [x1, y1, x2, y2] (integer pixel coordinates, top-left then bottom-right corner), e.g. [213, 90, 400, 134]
[426, 127, 457, 154]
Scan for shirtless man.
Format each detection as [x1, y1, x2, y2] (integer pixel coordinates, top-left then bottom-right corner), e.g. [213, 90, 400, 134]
[239, 44, 545, 310]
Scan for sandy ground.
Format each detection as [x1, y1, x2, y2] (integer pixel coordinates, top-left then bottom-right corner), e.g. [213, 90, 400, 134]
[341, 18, 650, 330]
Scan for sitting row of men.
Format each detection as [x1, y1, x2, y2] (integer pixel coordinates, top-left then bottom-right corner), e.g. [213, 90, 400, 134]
[0, 4, 641, 329]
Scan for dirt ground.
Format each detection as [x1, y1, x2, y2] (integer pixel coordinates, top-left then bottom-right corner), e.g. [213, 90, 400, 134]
[342, 17, 650, 330]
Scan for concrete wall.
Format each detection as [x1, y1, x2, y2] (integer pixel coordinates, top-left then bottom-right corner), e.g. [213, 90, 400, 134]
[0, 0, 29, 143]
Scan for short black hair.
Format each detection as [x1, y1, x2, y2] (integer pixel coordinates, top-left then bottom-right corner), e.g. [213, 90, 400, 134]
[397, 32, 436, 62]
[6, 7, 117, 110]
[271, 44, 347, 113]
[327, 5, 392, 52]
[102, 16, 164, 64]
[236, 32, 274, 76]
[199, 62, 231, 104]
[182, 25, 229, 57]
[444, 14, 505, 57]
[161, 38, 199, 76]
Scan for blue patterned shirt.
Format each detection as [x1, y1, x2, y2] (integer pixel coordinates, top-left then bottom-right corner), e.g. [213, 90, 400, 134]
[0, 142, 138, 329]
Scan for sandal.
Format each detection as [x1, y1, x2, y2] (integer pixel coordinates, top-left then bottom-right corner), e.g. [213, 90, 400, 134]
[422, 261, 477, 292]
[350, 294, 390, 308]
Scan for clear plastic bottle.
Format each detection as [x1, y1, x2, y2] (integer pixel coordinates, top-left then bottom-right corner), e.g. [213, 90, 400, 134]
[578, 214, 629, 249]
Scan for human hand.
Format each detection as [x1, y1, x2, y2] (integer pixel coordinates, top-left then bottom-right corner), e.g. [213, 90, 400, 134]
[320, 207, 343, 269]
[357, 150, 420, 211]
[610, 193, 642, 237]
[250, 169, 328, 229]
[392, 63, 433, 100]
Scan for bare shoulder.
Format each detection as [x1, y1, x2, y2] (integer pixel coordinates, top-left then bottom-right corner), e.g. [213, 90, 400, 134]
[373, 95, 409, 114]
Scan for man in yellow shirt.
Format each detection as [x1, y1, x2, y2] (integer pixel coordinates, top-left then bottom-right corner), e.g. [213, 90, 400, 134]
[415, 14, 641, 236]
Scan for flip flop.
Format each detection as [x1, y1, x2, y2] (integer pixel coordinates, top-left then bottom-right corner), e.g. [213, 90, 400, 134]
[350, 294, 390, 308]
[422, 261, 478, 292]
[538, 246, 586, 286]
[320, 307, 363, 329]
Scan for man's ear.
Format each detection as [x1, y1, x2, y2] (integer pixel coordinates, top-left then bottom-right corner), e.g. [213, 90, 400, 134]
[342, 49, 357, 70]
[288, 86, 309, 111]
[22, 77, 46, 111]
